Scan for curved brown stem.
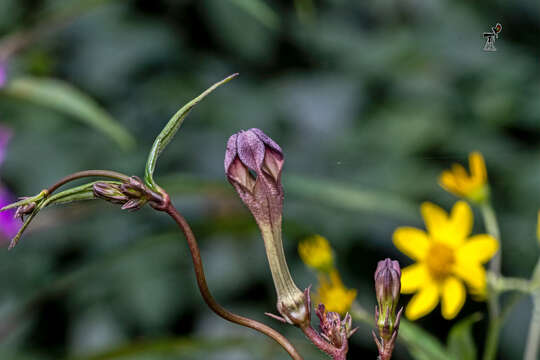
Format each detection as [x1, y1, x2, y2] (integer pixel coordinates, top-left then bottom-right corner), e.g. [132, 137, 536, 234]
[46, 170, 130, 194]
[163, 203, 303, 360]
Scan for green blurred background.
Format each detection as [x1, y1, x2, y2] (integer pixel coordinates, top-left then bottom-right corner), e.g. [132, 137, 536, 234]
[0, 0, 539, 359]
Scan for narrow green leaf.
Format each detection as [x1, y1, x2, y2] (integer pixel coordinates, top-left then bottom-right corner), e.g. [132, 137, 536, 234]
[41, 181, 119, 207]
[399, 319, 456, 360]
[2, 77, 135, 150]
[447, 313, 482, 360]
[69, 337, 247, 360]
[227, 0, 280, 29]
[0, 190, 47, 211]
[144, 73, 238, 192]
[285, 174, 419, 220]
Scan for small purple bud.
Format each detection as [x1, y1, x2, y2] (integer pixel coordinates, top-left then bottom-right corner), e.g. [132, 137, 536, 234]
[374, 258, 402, 342]
[93, 177, 150, 211]
[315, 303, 356, 350]
[14, 198, 36, 221]
[93, 182, 129, 204]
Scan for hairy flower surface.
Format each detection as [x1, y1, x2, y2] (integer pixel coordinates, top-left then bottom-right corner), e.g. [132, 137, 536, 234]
[225, 129, 308, 327]
[298, 235, 334, 273]
[439, 152, 488, 203]
[315, 270, 357, 315]
[393, 201, 498, 320]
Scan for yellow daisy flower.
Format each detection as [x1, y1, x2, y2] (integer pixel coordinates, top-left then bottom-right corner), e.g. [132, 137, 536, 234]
[393, 201, 498, 320]
[298, 235, 334, 273]
[314, 270, 357, 315]
[439, 152, 489, 203]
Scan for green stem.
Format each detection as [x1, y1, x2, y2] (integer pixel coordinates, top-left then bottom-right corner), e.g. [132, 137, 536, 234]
[481, 204, 501, 276]
[523, 259, 540, 360]
[480, 203, 502, 360]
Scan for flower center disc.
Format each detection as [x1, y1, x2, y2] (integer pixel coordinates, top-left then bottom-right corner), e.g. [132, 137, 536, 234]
[426, 242, 455, 281]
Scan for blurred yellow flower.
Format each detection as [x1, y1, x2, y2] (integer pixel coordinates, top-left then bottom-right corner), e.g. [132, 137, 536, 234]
[439, 152, 488, 203]
[393, 201, 498, 320]
[315, 270, 357, 315]
[298, 235, 334, 272]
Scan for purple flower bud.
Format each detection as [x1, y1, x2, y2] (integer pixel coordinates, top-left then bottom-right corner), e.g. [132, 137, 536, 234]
[315, 303, 358, 350]
[92, 177, 152, 211]
[14, 198, 36, 221]
[93, 182, 129, 204]
[374, 258, 402, 342]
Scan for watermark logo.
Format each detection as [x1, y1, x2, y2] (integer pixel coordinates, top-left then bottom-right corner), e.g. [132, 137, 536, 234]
[483, 23, 502, 51]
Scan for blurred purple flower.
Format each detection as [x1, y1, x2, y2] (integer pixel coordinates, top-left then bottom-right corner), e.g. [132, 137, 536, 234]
[0, 126, 20, 242]
[0, 62, 6, 88]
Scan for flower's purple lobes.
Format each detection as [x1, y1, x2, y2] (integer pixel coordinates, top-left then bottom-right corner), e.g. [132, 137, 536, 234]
[225, 129, 308, 327]
[0, 126, 20, 243]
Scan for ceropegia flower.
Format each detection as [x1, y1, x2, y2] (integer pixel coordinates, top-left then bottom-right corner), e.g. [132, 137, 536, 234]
[439, 152, 489, 204]
[393, 201, 498, 320]
[225, 128, 308, 327]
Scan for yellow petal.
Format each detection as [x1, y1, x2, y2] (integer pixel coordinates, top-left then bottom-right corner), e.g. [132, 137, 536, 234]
[405, 281, 440, 321]
[448, 201, 473, 244]
[401, 263, 429, 294]
[393, 227, 430, 261]
[453, 261, 486, 291]
[421, 202, 449, 239]
[469, 152, 487, 183]
[452, 163, 470, 183]
[457, 234, 499, 264]
[439, 171, 460, 195]
[441, 277, 466, 319]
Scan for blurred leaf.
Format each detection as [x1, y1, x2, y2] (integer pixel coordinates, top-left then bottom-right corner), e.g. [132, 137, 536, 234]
[144, 74, 238, 193]
[159, 173, 418, 220]
[227, 0, 279, 29]
[446, 313, 482, 360]
[1, 77, 135, 150]
[351, 305, 453, 360]
[399, 319, 456, 360]
[69, 337, 248, 360]
[285, 174, 419, 220]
